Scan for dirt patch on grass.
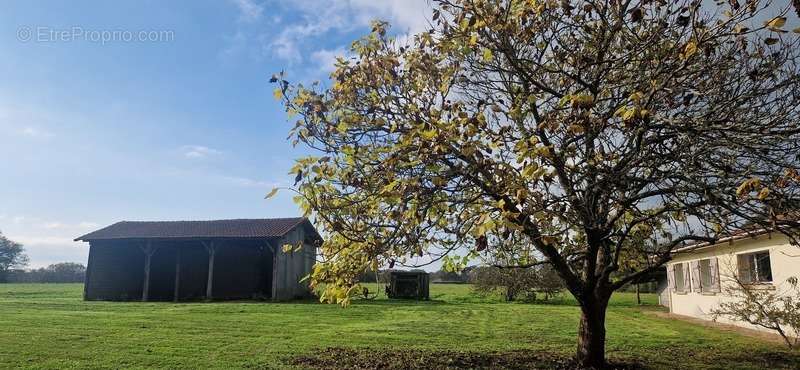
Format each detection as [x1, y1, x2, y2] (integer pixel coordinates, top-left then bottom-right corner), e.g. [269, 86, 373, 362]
[289, 347, 643, 370]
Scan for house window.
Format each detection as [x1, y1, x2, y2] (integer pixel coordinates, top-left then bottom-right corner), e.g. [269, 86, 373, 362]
[674, 263, 686, 292]
[737, 251, 773, 284]
[699, 259, 712, 291]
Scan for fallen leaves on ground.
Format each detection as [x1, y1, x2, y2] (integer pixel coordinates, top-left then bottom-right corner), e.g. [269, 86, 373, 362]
[289, 347, 644, 370]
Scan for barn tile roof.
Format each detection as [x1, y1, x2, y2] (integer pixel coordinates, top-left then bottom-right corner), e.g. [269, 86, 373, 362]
[75, 218, 313, 241]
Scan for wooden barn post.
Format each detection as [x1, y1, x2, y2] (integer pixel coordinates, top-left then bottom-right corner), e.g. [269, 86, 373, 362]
[140, 241, 156, 302]
[203, 241, 216, 300]
[173, 246, 181, 302]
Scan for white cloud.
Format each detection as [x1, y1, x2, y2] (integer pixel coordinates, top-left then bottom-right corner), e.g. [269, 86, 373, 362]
[221, 176, 279, 188]
[3, 218, 102, 267]
[41, 221, 98, 230]
[14, 235, 76, 247]
[181, 145, 222, 159]
[12, 235, 88, 268]
[346, 0, 431, 33]
[311, 47, 349, 74]
[230, 0, 264, 22]
[20, 126, 54, 138]
[264, 0, 430, 64]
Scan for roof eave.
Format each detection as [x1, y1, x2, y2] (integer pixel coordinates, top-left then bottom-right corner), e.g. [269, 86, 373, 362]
[672, 228, 777, 254]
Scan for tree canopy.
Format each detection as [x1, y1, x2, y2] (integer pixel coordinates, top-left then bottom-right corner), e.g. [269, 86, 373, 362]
[274, 0, 800, 367]
[0, 231, 28, 282]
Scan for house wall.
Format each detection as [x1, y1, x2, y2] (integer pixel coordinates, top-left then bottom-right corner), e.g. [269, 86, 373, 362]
[271, 226, 316, 300]
[667, 233, 799, 336]
[656, 279, 671, 308]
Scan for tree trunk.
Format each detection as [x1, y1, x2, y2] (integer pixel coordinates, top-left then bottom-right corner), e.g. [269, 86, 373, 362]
[576, 296, 610, 369]
[505, 288, 515, 302]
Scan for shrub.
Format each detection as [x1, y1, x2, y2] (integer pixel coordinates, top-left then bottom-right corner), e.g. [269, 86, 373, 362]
[469, 265, 563, 302]
[711, 276, 800, 349]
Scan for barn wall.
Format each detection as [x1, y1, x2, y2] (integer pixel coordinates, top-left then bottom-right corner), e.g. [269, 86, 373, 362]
[85, 240, 145, 300]
[85, 239, 275, 301]
[211, 239, 271, 300]
[83, 227, 314, 302]
[175, 243, 209, 301]
[272, 226, 316, 300]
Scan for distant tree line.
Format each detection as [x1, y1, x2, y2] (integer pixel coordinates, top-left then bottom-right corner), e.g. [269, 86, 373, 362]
[5, 262, 86, 283]
[1, 230, 85, 283]
[356, 266, 478, 284]
[354, 264, 567, 302]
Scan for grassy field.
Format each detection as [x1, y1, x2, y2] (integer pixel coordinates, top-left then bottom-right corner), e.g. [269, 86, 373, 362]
[0, 283, 797, 369]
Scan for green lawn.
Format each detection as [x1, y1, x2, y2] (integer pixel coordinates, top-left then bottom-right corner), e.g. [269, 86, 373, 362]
[0, 283, 796, 369]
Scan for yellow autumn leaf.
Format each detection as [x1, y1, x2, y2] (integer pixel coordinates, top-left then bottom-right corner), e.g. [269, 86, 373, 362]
[681, 41, 697, 60]
[273, 88, 283, 100]
[570, 94, 594, 109]
[765, 17, 786, 30]
[793, 27, 800, 34]
[420, 129, 438, 140]
[757, 187, 770, 200]
[567, 124, 585, 135]
[469, 33, 479, 46]
[264, 187, 279, 199]
[629, 91, 644, 104]
[736, 177, 761, 197]
[621, 109, 637, 121]
[482, 48, 494, 62]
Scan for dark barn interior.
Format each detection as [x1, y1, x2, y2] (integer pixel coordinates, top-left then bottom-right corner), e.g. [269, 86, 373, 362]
[386, 271, 430, 300]
[76, 218, 319, 302]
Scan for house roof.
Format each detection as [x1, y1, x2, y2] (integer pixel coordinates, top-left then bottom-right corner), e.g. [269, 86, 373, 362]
[75, 218, 318, 241]
[672, 228, 776, 254]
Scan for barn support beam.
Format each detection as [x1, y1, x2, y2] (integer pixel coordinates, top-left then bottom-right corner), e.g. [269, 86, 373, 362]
[140, 241, 156, 302]
[173, 247, 181, 302]
[202, 241, 216, 300]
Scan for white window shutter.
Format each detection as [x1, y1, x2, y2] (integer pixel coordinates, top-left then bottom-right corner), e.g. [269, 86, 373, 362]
[690, 261, 701, 292]
[710, 257, 721, 292]
[683, 262, 691, 293]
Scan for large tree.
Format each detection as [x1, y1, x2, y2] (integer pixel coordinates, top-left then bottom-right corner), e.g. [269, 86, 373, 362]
[275, 0, 800, 367]
[0, 231, 28, 282]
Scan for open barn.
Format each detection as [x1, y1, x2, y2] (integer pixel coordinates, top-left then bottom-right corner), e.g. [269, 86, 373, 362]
[75, 218, 320, 302]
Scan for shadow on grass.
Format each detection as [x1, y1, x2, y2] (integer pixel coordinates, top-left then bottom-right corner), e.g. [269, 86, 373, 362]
[289, 347, 644, 370]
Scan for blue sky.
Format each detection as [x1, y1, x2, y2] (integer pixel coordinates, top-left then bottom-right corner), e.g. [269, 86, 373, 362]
[0, 0, 430, 267]
[1, 1, 795, 268]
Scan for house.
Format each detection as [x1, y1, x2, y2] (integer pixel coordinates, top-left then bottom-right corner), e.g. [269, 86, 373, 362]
[664, 230, 799, 335]
[75, 218, 320, 302]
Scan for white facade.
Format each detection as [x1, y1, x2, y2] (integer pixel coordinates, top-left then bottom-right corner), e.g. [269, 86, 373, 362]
[666, 233, 800, 336]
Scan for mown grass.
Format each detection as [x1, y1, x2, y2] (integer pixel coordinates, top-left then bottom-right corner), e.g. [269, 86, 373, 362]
[0, 283, 796, 369]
